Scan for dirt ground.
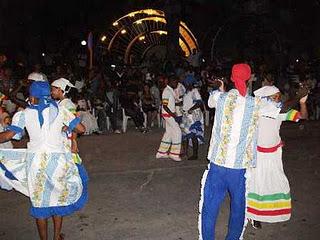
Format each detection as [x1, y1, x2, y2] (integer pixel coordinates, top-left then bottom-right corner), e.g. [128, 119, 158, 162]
[0, 121, 319, 240]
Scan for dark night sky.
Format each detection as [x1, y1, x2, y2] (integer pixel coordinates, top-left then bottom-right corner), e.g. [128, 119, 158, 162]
[1, 0, 320, 59]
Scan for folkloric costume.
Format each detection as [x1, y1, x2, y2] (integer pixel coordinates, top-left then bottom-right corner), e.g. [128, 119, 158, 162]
[246, 86, 297, 222]
[180, 75, 204, 145]
[52, 78, 82, 164]
[0, 81, 88, 218]
[198, 64, 280, 240]
[156, 84, 182, 161]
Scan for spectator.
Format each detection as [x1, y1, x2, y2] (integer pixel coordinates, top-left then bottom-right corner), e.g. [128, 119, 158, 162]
[120, 92, 145, 133]
[141, 83, 157, 129]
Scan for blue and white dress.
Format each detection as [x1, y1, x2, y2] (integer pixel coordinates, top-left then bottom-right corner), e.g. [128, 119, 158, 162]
[180, 88, 204, 144]
[59, 98, 82, 164]
[0, 104, 88, 218]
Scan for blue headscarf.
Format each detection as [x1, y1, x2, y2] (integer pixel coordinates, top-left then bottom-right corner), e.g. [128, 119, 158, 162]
[182, 75, 197, 87]
[28, 81, 58, 127]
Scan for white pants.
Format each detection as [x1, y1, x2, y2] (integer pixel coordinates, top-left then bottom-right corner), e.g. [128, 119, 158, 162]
[157, 117, 182, 157]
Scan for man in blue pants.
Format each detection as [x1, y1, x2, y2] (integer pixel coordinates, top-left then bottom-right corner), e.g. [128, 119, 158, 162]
[198, 63, 280, 240]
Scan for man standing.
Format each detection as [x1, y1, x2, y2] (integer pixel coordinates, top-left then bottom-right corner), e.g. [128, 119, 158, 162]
[0, 81, 87, 240]
[198, 63, 279, 240]
[156, 75, 182, 161]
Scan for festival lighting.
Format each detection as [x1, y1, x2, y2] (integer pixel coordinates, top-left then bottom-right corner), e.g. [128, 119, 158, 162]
[106, 9, 199, 63]
[101, 35, 107, 42]
[81, 40, 87, 46]
[41, 53, 45, 57]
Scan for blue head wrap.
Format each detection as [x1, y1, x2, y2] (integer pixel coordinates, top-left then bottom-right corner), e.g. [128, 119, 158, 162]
[28, 81, 58, 127]
[182, 75, 197, 87]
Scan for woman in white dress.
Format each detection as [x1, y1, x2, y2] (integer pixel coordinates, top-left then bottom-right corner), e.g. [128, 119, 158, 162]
[0, 81, 87, 240]
[51, 78, 82, 164]
[180, 75, 204, 160]
[247, 86, 308, 228]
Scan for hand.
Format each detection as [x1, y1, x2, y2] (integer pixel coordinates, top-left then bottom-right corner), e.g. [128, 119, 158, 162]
[171, 113, 177, 118]
[299, 95, 308, 104]
[217, 79, 225, 92]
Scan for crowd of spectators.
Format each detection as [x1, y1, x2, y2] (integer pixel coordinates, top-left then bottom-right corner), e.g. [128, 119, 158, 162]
[0, 52, 319, 138]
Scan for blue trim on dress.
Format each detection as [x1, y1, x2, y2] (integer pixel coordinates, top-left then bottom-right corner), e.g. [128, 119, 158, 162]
[0, 163, 18, 180]
[6, 125, 23, 134]
[30, 164, 88, 218]
[68, 117, 81, 133]
[182, 120, 205, 144]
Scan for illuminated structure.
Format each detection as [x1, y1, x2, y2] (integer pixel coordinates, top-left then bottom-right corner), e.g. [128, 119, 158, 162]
[101, 9, 199, 64]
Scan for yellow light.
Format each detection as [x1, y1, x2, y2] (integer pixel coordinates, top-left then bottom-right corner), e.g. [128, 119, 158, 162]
[112, 22, 119, 26]
[139, 36, 145, 41]
[128, 13, 135, 17]
[136, 20, 142, 24]
[121, 29, 127, 34]
[144, 9, 161, 15]
[158, 30, 167, 35]
[101, 35, 107, 42]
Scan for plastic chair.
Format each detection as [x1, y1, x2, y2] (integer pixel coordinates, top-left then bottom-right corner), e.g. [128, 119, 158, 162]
[122, 108, 132, 133]
[143, 111, 162, 128]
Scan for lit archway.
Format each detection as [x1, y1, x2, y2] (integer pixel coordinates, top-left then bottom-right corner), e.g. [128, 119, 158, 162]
[100, 9, 199, 64]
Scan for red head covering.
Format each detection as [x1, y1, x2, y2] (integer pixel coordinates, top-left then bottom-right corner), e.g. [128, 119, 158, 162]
[231, 63, 251, 96]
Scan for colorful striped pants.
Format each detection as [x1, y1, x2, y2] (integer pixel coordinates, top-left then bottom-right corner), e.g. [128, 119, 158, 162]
[157, 117, 181, 158]
[199, 163, 246, 240]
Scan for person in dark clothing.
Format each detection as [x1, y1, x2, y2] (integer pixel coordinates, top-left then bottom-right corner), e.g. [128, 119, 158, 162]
[120, 92, 145, 132]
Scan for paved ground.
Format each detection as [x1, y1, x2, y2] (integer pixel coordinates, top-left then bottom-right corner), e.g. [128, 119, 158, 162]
[0, 121, 319, 240]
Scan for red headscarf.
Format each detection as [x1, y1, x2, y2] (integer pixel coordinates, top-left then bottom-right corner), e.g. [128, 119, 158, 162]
[231, 63, 251, 97]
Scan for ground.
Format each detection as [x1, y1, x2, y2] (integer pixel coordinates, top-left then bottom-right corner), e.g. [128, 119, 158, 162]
[0, 121, 319, 240]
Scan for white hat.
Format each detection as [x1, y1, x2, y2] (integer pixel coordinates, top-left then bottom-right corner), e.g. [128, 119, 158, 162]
[51, 78, 75, 94]
[27, 72, 47, 82]
[254, 86, 280, 97]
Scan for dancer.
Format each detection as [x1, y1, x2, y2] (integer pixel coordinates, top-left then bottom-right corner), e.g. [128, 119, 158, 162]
[246, 86, 308, 228]
[181, 75, 204, 160]
[0, 81, 88, 240]
[156, 75, 182, 161]
[173, 79, 186, 124]
[51, 78, 82, 164]
[198, 63, 280, 240]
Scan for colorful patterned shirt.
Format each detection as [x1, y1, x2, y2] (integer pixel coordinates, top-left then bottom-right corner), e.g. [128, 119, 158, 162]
[207, 89, 279, 169]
